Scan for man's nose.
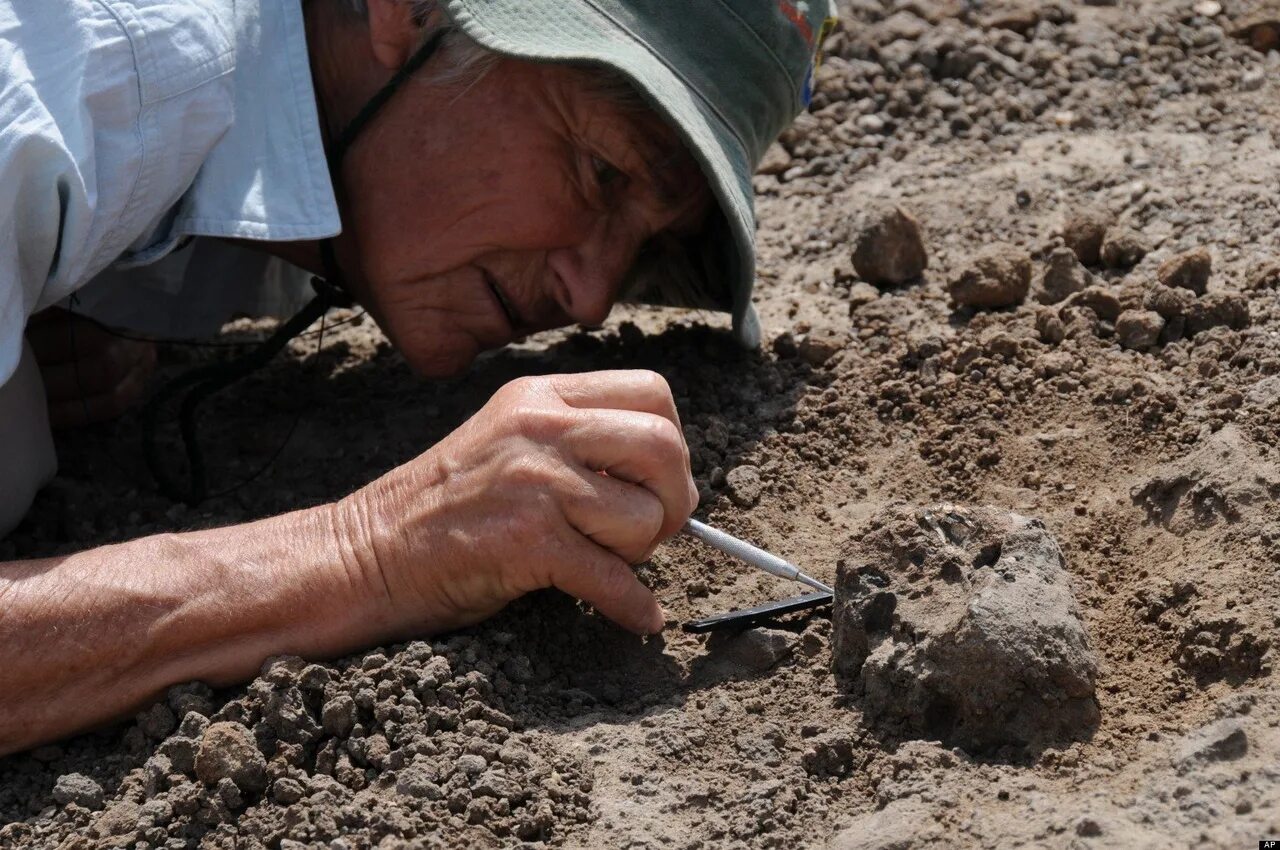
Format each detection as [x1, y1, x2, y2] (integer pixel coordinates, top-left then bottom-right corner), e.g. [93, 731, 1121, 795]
[544, 220, 640, 327]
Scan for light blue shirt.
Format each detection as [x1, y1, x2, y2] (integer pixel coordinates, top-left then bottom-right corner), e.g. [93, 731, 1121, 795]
[0, 0, 341, 386]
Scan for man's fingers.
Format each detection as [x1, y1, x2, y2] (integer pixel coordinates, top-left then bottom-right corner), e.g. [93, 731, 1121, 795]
[559, 467, 665, 564]
[561, 408, 697, 543]
[545, 535, 664, 635]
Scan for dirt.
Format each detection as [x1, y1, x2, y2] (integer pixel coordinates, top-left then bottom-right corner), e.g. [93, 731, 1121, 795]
[2, 0, 1279, 846]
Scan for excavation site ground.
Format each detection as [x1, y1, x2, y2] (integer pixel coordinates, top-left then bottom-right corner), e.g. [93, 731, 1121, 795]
[2, 0, 1279, 847]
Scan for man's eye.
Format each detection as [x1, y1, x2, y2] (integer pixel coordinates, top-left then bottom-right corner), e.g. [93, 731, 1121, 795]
[591, 155, 625, 188]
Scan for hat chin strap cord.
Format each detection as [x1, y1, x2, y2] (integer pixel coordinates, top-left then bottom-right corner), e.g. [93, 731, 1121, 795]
[142, 28, 451, 506]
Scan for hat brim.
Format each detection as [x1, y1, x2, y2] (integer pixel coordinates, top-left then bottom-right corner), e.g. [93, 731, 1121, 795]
[443, 0, 761, 348]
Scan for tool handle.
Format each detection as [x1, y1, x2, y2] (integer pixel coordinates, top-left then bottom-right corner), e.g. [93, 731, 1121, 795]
[682, 518, 801, 582]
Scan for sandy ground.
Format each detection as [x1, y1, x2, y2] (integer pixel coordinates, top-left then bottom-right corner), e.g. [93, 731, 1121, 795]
[2, 0, 1279, 847]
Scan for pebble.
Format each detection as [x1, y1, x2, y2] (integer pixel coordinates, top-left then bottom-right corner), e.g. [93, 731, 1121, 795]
[1062, 209, 1111, 267]
[1157, 248, 1212, 295]
[52, 773, 104, 810]
[852, 205, 929, 286]
[949, 245, 1032, 308]
[724, 628, 795, 671]
[1037, 246, 1093, 304]
[194, 722, 267, 794]
[1100, 228, 1149, 269]
[725, 465, 764, 508]
[1115, 310, 1165, 350]
[799, 328, 849, 366]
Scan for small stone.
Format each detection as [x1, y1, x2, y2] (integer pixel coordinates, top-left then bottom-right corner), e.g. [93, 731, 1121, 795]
[1176, 718, 1249, 766]
[1144, 284, 1196, 320]
[1035, 310, 1066, 345]
[724, 628, 794, 671]
[1076, 817, 1104, 837]
[1186, 292, 1250, 335]
[847, 282, 880, 309]
[1157, 248, 1212, 294]
[1037, 247, 1092, 304]
[1062, 210, 1110, 266]
[757, 142, 792, 176]
[852, 205, 929, 286]
[799, 328, 849, 366]
[1062, 286, 1122, 322]
[1100, 228, 1149, 269]
[1115, 310, 1165, 350]
[93, 801, 141, 837]
[949, 246, 1032, 308]
[135, 703, 177, 740]
[725, 465, 764, 508]
[52, 773, 104, 811]
[454, 754, 488, 779]
[194, 721, 267, 794]
[321, 694, 357, 737]
[1240, 68, 1266, 91]
[1194, 0, 1221, 15]
[396, 767, 444, 800]
[271, 777, 306, 804]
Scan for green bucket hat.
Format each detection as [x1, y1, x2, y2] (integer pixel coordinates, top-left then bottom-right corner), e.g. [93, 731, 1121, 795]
[442, 0, 838, 349]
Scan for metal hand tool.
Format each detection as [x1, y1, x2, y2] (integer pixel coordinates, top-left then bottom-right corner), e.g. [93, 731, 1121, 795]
[682, 518, 834, 594]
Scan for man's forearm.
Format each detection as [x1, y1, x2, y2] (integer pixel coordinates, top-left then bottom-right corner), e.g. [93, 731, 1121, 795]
[0, 504, 394, 755]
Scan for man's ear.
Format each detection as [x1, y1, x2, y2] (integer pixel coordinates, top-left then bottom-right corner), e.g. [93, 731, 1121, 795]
[365, 0, 419, 69]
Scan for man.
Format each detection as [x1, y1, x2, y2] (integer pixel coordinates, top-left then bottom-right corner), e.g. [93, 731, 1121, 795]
[0, 0, 835, 754]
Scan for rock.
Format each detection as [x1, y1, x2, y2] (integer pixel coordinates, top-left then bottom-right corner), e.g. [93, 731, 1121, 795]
[1231, 3, 1280, 51]
[454, 754, 488, 779]
[1246, 257, 1280, 290]
[949, 246, 1032, 308]
[1175, 719, 1249, 766]
[1035, 309, 1066, 345]
[1062, 209, 1110, 266]
[194, 722, 267, 794]
[52, 773, 104, 810]
[1062, 285, 1122, 322]
[801, 732, 857, 777]
[93, 800, 141, 838]
[1157, 248, 1212, 295]
[723, 628, 794, 671]
[1036, 247, 1093, 304]
[135, 703, 177, 740]
[852, 205, 929, 286]
[396, 766, 444, 800]
[799, 328, 849, 366]
[1115, 310, 1165, 350]
[321, 694, 357, 737]
[263, 686, 320, 745]
[847, 282, 880, 309]
[757, 142, 792, 176]
[725, 465, 764, 508]
[1144, 284, 1196, 320]
[272, 777, 306, 804]
[1186, 292, 1249, 335]
[832, 504, 1099, 753]
[1100, 228, 1149, 269]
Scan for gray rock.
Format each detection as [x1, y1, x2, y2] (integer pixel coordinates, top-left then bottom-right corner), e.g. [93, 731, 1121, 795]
[321, 694, 357, 737]
[832, 504, 1099, 753]
[52, 773, 104, 810]
[1037, 247, 1093, 304]
[949, 246, 1032, 308]
[726, 465, 764, 508]
[194, 721, 267, 794]
[1116, 309, 1165, 350]
[1157, 248, 1212, 295]
[135, 703, 177, 740]
[852, 205, 929, 286]
[723, 628, 794, 671]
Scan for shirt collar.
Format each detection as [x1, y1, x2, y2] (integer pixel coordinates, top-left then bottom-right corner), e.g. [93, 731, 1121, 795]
[173, 0, 342, 243]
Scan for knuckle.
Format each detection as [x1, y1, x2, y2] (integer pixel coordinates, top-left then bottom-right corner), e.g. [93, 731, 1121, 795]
[635, 369, 671, 400]
[511, 403, 571, 443]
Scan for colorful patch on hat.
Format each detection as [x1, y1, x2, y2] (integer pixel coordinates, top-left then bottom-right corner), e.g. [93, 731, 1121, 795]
[798, 13, 839, 106]
[776, 0, 815, 47]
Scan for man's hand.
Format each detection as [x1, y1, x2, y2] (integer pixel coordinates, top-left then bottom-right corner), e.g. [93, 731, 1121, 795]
[337, 370, 698, 635]
[25, 308, 156, 428]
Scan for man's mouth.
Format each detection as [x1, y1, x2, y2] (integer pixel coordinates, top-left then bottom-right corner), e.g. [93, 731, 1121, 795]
[481, 269, 521, 333]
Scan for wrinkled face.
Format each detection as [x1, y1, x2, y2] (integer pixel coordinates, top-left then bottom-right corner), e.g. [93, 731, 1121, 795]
[336, 53, 712, 377]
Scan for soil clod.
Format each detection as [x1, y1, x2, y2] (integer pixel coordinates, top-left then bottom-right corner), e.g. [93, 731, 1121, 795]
[949, 246, 1032, 308]
[831, 504, 1099, 753]
[851, 205, 929, 286]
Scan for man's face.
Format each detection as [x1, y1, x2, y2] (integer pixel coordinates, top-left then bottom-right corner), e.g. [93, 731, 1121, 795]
[336, 53, 712, 377]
